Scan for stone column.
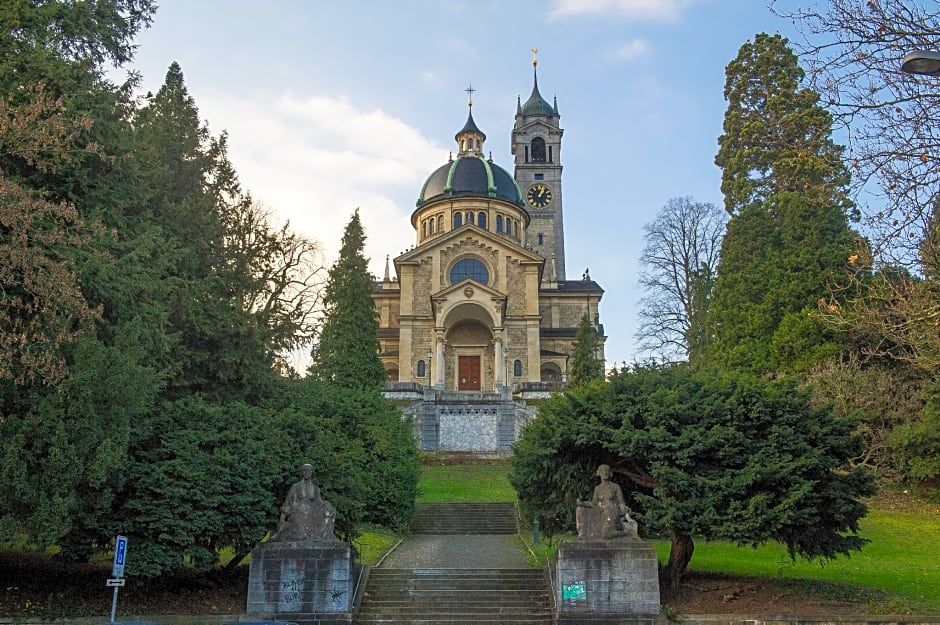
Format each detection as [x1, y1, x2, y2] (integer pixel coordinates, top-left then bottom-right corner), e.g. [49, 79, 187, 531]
[435, 334, 444, 389]
[494, 335, 503, 389]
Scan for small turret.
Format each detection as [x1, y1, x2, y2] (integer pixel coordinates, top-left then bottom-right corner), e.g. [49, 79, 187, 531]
[455, 84, 485, 156]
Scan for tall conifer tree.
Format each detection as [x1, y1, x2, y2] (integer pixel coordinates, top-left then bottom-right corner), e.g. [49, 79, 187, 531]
[708, 33, 856, 374]
[569, 314, 604, 386]
[309, 210, 385, 388]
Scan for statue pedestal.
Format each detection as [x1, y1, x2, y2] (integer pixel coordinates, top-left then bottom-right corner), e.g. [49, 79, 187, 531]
[556, 538, 660, 623]
[247, 540, 353, 624]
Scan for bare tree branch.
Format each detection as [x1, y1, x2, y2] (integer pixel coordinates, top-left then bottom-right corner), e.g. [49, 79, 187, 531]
[636, 196, 726, 362]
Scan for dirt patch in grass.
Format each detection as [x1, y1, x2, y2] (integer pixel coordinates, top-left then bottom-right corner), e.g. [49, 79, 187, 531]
[662, 571, 900, 617]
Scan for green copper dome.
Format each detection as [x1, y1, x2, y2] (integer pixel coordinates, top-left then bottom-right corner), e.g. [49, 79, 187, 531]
[417, 155, 524, 207]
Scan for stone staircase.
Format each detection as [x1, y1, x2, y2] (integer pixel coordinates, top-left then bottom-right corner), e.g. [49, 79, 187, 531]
[355, 502, 553, 625]
[356, 568, 552, 625]
[407, 503, 518, 534]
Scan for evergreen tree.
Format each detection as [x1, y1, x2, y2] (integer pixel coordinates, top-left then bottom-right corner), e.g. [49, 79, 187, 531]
[0, 0, 156, 549]
[708, 33, 856, 374]
[568, 314, 604, 386]
[305, 211, 419, 533]
[309, 209, 385, 389]
[511, 364, 875, 589]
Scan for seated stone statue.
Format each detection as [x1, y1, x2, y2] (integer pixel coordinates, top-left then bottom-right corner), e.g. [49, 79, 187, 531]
[272, 463, 337, 542]
[576, 464, 638, 540]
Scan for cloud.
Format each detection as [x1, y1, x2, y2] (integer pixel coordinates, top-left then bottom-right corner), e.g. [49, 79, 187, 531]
[197, 91, 445, 277]
[550, 0, 698, 20]
[606, 38, 651, 61]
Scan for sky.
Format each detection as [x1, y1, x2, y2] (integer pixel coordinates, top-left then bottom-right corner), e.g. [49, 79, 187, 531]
[110, 0, 803, 367]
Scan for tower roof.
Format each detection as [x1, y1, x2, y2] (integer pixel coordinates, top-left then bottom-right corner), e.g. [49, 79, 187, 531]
[520, 63, 555, 117]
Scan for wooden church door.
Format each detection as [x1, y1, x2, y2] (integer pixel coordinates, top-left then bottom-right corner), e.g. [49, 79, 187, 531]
[457, 356, 481, 391]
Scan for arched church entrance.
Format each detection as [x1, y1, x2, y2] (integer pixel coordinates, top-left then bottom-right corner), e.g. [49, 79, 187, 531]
[443, 304, 496, 392]
[540, 362, 562, 383]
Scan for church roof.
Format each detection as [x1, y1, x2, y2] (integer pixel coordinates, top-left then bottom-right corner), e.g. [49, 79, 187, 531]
[551, 280, 605, 294]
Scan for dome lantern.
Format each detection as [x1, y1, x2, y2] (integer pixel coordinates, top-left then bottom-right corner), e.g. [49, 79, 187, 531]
[455, 85, 486, 156]
[416, 87, 524, 209]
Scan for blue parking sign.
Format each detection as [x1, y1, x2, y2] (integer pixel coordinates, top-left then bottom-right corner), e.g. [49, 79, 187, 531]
[112, 535, 127, 578]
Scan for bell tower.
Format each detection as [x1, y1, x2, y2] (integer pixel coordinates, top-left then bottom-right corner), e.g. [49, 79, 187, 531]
[512, 51, 566, 281]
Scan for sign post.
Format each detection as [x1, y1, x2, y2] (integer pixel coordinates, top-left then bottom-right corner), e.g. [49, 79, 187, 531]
[109, 535, 128, 622]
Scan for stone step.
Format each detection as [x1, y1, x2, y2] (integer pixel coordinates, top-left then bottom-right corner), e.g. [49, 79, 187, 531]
[369, 588, 548, 605]
[368, 569, 544, 580]
[409, 503, 518, 534]
[355, 613, 553, 625]
[366, 585, 545, 593]
[359, 604, 550, 614]
[358, 567, 551, 625]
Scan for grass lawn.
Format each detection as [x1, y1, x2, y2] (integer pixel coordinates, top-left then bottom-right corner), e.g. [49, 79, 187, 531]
[656, 503, 940, 613]
[416, 458, 515, 502]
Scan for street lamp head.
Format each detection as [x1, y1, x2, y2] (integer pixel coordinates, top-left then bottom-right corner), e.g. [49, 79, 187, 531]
[901, 50, 940, 77]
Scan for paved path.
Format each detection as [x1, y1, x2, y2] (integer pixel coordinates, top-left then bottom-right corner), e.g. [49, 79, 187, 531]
[380, 534, 528, 568]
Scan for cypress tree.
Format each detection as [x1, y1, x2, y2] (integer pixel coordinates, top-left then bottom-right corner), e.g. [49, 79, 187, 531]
[569, 314, 604, 386]
[309, 209, 385, 389]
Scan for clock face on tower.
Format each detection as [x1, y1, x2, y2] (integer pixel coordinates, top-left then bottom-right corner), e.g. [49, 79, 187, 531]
[526, 183, 553, 208]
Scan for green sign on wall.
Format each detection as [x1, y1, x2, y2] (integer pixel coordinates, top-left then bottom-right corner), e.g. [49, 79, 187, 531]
[562, 581, 586, 602]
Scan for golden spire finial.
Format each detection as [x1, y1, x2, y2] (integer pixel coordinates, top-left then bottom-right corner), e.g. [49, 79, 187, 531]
[531, 48, 539, 66]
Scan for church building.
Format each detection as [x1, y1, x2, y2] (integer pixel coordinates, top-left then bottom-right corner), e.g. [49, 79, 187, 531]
[373, 62, 606, 453]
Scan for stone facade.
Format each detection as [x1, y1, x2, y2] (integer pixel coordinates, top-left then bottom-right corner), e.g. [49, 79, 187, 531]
[375, 65, 607, 452]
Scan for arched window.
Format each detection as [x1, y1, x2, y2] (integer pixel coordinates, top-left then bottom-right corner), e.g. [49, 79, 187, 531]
[466, 211, 474, 225]
[515, 220, 521, 239]
[437, 215, 443, 232]
[416, 360, 426, 378]
[496, 215, 503, 232]
[505, 219, 511, 236]
[531, 137, 546, 163]
[429, 219, 435, 234]
[454, 212, 463, 228]
[478, 212, 487, 229]
[422, 221, 427, 238]
[449, 258, 489, 285]
[513, 359, 523, 377]
[537, 232, 544, 245]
